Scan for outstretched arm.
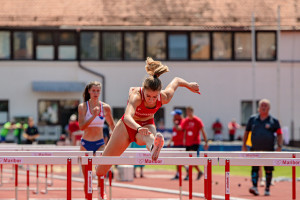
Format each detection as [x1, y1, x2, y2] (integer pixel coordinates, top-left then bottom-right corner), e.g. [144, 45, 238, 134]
[161, 77, 200, 104]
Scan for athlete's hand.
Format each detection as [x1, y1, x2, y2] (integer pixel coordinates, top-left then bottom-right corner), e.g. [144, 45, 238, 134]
[188, 82, 200, 94]
[137, 127, 151, 136]
[92, 106, 100, 117]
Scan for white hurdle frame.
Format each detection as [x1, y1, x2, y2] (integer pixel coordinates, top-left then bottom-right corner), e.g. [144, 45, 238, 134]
[0, 156, 217, 200]
[95, 151, 198, 200]
[0, 151, 93, 199]
[206, 152, 300, 200]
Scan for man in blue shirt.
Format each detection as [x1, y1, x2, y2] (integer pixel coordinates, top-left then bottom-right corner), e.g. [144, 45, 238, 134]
[242, 99, 283, 196]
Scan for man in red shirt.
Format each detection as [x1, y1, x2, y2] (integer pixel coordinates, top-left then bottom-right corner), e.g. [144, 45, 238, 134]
[68, 114, 80, 145]
[181, 106, 208, 180]
[212, 118, 223, 141]
[228, 118, 240, 141]
[168, 109, 184, 180]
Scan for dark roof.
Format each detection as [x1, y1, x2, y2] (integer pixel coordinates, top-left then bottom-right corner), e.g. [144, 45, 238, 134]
[0, 0, 299, 30]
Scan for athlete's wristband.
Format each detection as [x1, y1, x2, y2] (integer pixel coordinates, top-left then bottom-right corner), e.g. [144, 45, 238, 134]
[137, 126, 142, 133]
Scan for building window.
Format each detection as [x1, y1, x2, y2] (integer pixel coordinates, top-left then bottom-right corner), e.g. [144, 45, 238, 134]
[190, 32, 210, 60]
[112, 107, 125, 122]
[257, 32, 276, 60]
[168, 33, 188, 60]
[234, 32, 252, 60]
[0, 31, 10, 59]
[0, 100, 9, 124]
[213, 32, 232, 60]
[146, 32, 166, 60]
[36, 32, 54, 60]
[125, 32, 144, 60]
[38, 99, 79, 125]
[80, 31, 100, 60]
[102, 32, 122, 60]
[241, 100, 259, 126]
[58, 32, 77, 60]
[38, 100, 59, 125]
[13, 31, 33, 59]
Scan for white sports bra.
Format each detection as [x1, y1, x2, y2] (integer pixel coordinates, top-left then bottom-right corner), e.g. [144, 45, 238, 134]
[85, 101, 105, 128]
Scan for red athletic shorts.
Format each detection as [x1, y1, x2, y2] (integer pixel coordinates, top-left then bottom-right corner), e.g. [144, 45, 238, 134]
[121, 115, 155, 142]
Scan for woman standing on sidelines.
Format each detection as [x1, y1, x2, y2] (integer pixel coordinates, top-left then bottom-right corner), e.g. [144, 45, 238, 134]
[78, 81, 115, 198]
[96, 57, 201, 178]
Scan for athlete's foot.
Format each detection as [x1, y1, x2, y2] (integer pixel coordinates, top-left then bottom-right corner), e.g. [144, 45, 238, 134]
[151, 133, 164, 161]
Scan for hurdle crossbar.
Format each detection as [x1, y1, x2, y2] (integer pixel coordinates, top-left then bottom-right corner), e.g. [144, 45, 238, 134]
[219, 157, 300, 166]
[0, 151, 94, 156]
[81, 156, 218, 165]
[200, 151, 300, 158]
[95, 151, 198, 157]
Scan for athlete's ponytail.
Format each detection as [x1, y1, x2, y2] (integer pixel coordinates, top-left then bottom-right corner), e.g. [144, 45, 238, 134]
[143, 57, 169, 91]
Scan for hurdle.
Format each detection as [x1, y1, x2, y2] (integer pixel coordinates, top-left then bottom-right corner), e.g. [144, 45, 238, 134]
[95, 150, 198, 200]
[219, 157, 300, 200]
[0, 150, 196, 200]
[0, 151, 93, 199]
[0, 156, 218, 200]
[0, 156, 79, 200]
[201, 151, 299, 200]
[81, 156, 218, 200]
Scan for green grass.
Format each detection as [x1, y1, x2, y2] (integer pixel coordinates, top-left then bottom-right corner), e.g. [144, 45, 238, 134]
[145, 165, 300, 178]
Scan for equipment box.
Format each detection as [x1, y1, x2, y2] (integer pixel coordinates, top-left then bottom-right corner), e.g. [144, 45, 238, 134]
[117, 165, 134, 182]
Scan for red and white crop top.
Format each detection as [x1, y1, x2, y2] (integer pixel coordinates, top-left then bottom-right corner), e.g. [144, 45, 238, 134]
[134, 88, 162, 118]
[85, 101, 105, 127]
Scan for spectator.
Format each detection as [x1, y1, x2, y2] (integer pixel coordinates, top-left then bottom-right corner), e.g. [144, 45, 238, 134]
[181, 106, 208, 180]
[68, 114, 80, 145]
[242, 99, 282, 196]
[212, 118, 223, 141]
[13, 121, 24, 144]
[0, 121, 12, 143]
[228, 118, 240, 141]
[168, 109, 184, 180]
[23, 117, 39, 144]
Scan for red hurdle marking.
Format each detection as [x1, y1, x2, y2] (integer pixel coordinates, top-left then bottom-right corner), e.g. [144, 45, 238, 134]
[15, 164, 18, 199]
[87, 158, 93, 200]
[26, 165, 29, 200]
[225, 159, 230, 200]
[207, 159, 212, 200]
[67, 158, 72, 200]
[292, 154, 296, 200]
[204, 153, 207, 199]
[189, 154, 192, 200]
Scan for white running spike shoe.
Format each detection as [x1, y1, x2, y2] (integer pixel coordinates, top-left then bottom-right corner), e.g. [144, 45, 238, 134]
[151, 133, 164, 161]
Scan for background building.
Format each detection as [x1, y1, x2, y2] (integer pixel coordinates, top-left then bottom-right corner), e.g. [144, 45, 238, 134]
[0, 0, 299, 145]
